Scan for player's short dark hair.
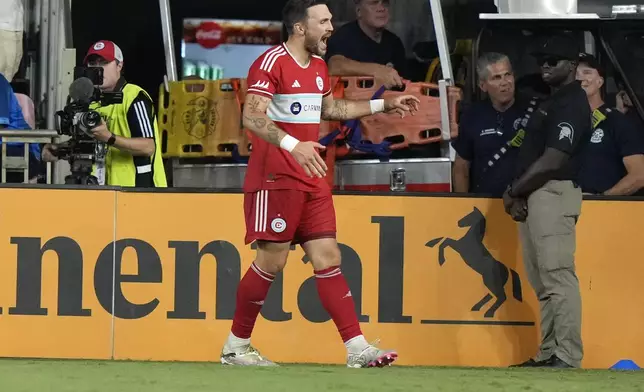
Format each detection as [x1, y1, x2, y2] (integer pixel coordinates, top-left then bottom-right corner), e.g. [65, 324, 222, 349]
[282, 0, 328, 35]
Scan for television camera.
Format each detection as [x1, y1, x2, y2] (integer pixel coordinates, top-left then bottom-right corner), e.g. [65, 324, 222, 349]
[54, 66, 123, 185]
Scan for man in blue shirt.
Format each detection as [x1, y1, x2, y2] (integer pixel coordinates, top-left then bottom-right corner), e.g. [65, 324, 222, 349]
[576, 53, 644, 196]
[452, 52, 533, 197]
[0, 73, 41, 182]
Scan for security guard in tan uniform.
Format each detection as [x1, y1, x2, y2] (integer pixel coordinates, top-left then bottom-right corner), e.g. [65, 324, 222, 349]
[503, 34, 591, 369]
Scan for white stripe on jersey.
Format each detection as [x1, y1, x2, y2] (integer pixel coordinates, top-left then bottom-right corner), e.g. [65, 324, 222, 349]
[267, 93, 323, 124]
[260, 47, 286, 72]
[266, 52, 286, 73]
[259, 46, 283, 71]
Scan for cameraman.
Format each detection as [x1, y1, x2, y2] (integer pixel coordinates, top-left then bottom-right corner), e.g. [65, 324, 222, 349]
[42, 40, 167, 187]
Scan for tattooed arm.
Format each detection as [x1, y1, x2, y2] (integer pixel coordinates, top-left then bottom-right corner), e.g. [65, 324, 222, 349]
[242, 93, 289, 146]
[243, 92, 328, 178]
[320, 95, 372, 121]
[320, 93, 421, 121]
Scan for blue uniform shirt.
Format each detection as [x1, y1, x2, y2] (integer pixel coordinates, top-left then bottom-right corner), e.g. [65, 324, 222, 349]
[578, 105, 644, 194]
[0, 74, 40, 159]
[452, 98, 529, 197]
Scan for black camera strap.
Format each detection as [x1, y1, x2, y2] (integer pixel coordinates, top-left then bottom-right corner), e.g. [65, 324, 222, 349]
[481, 97, 541, 172]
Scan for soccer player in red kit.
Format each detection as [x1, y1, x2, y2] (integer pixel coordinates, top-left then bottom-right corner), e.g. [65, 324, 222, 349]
[220, 0, 420, 368]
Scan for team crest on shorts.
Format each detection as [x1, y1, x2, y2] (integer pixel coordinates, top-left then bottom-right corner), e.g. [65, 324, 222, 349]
[271, 217, 287, 233]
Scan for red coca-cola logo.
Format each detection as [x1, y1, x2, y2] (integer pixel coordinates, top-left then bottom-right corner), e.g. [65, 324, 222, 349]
[196, 22, 225, 49]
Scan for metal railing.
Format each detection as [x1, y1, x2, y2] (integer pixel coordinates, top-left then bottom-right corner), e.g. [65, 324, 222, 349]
[0, 129, 60, 184]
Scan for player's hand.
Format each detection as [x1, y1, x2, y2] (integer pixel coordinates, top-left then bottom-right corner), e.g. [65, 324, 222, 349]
[290, 141, 327, 178]
[41, 144, 58, 162]
[374, 65, 404, 90]
[384, 95, 420, 118]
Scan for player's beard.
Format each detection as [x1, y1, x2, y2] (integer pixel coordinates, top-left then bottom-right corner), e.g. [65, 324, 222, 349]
[304, 33, 326, 57]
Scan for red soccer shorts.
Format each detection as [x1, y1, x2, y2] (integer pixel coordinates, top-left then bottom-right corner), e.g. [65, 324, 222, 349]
[244, 189, 337, 245]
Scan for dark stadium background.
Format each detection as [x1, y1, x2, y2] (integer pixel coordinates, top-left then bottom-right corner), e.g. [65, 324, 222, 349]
[72, 0, 289, 105]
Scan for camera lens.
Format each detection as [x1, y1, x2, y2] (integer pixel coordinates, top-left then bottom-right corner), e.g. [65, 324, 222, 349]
[79, 111, 101, 130]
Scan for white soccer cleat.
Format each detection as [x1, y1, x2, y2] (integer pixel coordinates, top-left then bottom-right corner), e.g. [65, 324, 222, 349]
[220, 345, 278, 367]
[346, 340, 398, 368]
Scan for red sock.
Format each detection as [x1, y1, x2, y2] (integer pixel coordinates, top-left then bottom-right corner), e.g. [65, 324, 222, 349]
[231, 262, 274, 339]
[315, 266, 362, 342]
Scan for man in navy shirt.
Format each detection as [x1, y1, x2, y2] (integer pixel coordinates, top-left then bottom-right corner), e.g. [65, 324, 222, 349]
[452, 52, 532, 197]
[576, 53, 644, 196]
[325, 0, 407, 89]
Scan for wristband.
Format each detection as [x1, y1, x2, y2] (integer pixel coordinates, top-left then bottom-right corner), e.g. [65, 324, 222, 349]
[279, 134, 300, 152]
[107, 133, 116, 146]
[370, 99, 385, 114]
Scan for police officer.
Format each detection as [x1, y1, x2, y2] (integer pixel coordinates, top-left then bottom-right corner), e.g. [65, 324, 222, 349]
[576, 53, 644, 196]
[42, 40, 167, 187]
[453, 52, 537, 197]
[503, 34, 591, 369]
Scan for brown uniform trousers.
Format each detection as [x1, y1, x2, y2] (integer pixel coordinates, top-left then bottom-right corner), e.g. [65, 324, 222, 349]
[519, 180, 583, 368]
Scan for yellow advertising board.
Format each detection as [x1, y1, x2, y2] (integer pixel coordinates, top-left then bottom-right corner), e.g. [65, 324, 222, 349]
[0, 188, 642, 369]
[0, 188, 115, 360]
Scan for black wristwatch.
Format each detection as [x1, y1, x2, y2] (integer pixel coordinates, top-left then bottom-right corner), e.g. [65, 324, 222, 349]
[106, 133, 116, 146]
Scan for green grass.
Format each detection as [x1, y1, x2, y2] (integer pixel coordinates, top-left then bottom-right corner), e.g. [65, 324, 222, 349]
[0, 359, 642, 392]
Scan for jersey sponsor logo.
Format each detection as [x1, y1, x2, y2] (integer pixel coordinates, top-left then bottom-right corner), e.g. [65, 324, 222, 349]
[250, 80, 270, 89]
[271, 217, 287, 233]
[558, 122, 574, 144]
[290, 102, 302, 115]
[292, 80, 301, 88]
[289, 102, 321, 116]
[590, 128, 604, 144]
[267, 93, 323, 124]
[316, 76, 324, 92]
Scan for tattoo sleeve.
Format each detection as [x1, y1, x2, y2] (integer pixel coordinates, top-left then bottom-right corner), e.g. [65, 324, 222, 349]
[321, 98, 374, 121]
[242, 94, 288, 147]
[267, 123, 281, 145]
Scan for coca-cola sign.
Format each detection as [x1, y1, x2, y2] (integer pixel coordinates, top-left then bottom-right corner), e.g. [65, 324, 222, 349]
[196, 22, 225, 49]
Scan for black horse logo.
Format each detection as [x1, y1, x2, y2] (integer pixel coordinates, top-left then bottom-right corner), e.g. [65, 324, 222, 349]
[426, 207, 523, 318]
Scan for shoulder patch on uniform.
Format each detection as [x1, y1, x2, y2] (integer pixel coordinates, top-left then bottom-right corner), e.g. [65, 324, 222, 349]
[558, 122, 574, 144]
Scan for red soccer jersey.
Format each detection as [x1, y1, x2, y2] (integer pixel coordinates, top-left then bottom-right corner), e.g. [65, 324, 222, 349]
[243, 43, 332, 193]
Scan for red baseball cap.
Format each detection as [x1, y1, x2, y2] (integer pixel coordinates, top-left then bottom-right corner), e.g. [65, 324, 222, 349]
[84, 40, 124, 64]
